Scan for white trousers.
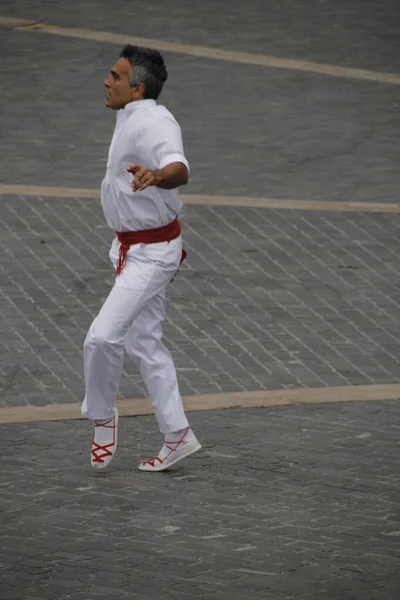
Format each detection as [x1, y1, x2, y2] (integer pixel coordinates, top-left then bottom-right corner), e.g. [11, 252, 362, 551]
[81, 236, 189, 434]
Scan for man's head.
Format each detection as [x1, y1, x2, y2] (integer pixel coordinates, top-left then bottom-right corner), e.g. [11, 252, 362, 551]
[104, 45, 168, 110]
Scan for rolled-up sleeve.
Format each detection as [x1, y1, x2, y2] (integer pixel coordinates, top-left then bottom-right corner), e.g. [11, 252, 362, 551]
[140, 116, 190, 173]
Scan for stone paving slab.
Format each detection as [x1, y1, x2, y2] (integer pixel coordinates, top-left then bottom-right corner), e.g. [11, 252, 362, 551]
[1, 24, 400, 201]
[1, 401, 399, 600]
[1, 0, 400, 73]
[1, 194, 400, 409]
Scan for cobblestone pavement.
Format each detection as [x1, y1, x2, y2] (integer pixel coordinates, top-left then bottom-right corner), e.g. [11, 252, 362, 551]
[1, 194, 400, 408]
[1, 401, 400, 600]
[1, 1, 400, 201]
[1, 1, 400, 598]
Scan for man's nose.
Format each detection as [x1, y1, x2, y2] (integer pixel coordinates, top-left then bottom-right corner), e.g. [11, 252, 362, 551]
[104, 78, 110, 88]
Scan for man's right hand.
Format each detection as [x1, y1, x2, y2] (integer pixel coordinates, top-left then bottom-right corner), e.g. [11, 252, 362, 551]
[127, 164, 158, 192]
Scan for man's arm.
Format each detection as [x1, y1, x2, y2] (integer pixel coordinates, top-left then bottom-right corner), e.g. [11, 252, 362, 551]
[127, 162, 189, 192]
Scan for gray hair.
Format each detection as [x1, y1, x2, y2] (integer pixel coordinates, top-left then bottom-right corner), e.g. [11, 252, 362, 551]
[129, 65, 157, 94]
[120, 45, 168, 100]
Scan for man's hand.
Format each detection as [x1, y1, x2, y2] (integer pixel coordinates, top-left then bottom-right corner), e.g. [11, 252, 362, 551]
[127, 162, 188, 192]
[126, 165, 157, 192]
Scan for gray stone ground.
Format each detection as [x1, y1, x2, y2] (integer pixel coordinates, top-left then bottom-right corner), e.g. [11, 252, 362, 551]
[1, 402, 400, 600]
[0, 1, 400, 598]
[1, 1, 400, 201]
[1, 195, 400, 408]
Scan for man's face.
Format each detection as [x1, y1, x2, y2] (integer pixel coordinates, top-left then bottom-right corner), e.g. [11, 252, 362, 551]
[104, 58, 135, 110]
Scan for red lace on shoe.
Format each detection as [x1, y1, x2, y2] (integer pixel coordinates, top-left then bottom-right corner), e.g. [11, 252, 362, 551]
[91, 416, 116, 465]
[141, 428, 190, 467]
[142, 457, 164, 468]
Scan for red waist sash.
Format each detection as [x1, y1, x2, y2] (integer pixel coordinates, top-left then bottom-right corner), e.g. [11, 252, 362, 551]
[115, 218, 186, 276]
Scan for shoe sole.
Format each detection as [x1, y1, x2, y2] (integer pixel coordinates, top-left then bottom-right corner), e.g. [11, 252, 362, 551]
[91, 408, 119, 470]
[138, 443, 202, 472]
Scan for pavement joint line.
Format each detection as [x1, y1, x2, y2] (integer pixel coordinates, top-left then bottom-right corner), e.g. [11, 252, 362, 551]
[4, 19, 400, 86]
[1, 185, 400, 214]
[0, 16, 38, 28]
[1, 383, 400, 424]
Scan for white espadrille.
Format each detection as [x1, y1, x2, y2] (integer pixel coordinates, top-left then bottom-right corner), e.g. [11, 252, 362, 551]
[90, 408, 118, 469]
[138, 428, 201, 472]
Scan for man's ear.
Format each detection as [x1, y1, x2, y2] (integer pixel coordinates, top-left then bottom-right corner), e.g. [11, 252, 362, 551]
[132, 82, 145, 100]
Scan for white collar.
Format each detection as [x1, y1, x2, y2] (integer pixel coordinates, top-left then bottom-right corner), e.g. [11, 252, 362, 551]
[123, 99, 156, 113]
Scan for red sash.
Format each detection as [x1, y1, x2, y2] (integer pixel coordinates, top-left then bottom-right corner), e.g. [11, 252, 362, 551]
[115, 218, 186, 276]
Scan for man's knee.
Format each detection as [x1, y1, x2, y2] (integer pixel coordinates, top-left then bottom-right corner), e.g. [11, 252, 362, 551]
[84, 322, 124, 351]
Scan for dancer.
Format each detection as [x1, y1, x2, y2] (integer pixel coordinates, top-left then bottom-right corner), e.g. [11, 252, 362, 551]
[82, 45, 201, 471]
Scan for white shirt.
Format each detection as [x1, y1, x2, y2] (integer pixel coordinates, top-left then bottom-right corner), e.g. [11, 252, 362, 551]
[101, 99, 189, 232]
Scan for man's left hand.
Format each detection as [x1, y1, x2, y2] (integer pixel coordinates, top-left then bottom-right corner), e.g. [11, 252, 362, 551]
[127, 164, 158, 192]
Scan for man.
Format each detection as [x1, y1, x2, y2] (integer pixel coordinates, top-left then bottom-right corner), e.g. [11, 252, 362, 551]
[81, 45, 201, 472]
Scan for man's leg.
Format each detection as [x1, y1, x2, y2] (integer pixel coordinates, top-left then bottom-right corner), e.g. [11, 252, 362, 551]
[125, 288, 188, 433]
[82, 245, 175, 468]
[125, 289, 201, 471]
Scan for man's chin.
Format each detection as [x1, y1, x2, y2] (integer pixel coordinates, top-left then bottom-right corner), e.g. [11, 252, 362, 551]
[105, 100, 119, 110]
